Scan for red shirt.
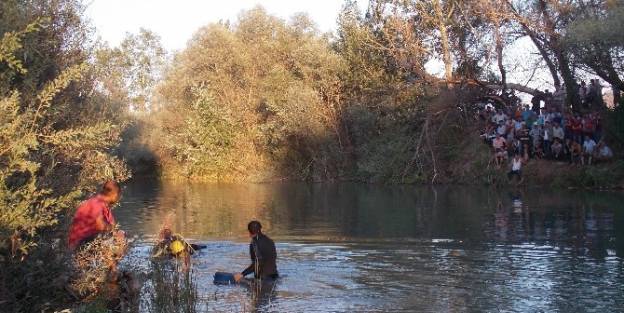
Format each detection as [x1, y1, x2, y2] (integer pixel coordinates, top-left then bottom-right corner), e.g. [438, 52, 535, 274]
[68, 195, 115, 250]
[571, 118, 582, 133]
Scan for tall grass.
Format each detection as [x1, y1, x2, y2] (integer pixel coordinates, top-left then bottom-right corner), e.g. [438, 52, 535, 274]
[144, 261, 202, 313]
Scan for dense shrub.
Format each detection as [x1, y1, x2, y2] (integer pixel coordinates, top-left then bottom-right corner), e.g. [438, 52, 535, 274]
[150, 7, 346, 180]
[0, 1, 129, 310]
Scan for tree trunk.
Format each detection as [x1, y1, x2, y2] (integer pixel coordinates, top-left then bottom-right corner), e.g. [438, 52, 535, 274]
[535, 0, 578, 109]
[614, 86, 622, 106]
[527, 34, 561, 88]
[493, 19, 506, 91]
[554, 48, 580, 110]
[486, 82, 540, 96]
[433, 0, 453, 87]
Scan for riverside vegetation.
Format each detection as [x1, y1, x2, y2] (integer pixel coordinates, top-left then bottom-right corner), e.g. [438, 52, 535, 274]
[1, 0, 624, 311]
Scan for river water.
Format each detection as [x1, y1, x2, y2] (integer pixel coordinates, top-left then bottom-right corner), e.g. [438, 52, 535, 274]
[115, 180, 624, 312]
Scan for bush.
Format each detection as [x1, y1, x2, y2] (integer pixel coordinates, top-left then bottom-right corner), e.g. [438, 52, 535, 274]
[151, 7, 345, 181]
[606, 98, 624, 149]
[0, 5, 129, 311]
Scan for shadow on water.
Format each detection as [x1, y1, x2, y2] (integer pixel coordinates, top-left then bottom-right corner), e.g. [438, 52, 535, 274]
[115, 180, 624, 312]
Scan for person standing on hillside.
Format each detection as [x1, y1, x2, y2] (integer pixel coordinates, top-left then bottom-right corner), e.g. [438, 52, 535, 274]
[508, 154, 524, 184]
[492, 134, 508, 168]
[234, 221, 279, 283]
[552, 122, 565, 144]
[543, 122, 553, 158]
[591, 79, 604, 107]
[579, 80, 588, 107]
[68, 180, 125, 250]
[582, 136, 597, 166]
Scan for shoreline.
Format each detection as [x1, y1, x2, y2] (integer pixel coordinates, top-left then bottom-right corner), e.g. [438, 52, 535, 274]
[129, 164, 624, 191]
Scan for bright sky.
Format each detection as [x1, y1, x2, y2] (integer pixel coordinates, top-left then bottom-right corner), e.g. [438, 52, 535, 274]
[85, 0, 352, 51]
[85, 0, 562, 94]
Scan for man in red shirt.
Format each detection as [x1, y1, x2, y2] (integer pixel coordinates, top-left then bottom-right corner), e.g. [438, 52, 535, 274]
[68, 181, 124, 250]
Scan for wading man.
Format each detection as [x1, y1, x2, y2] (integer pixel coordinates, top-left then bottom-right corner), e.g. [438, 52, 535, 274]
[234, 221, 278, 282]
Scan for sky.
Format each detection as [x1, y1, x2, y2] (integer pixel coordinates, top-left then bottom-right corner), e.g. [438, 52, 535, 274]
[85, 0, 353, 52]
[85, 0, 481, 80]
[85, 0, 560, 92]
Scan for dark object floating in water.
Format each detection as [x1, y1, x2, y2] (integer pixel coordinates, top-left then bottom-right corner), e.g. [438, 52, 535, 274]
[214, 272, 236, 285]
[190, 243, 207, 251]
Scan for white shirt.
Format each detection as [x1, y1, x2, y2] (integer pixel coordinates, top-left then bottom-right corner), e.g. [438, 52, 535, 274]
[553, 127, 565, 139]
[583, 140, 596, 153]
[600, 146, 613, 158]
[497, 125, 507, 136]
[512, 158, 522, 171]
[493, 113, 507, 124]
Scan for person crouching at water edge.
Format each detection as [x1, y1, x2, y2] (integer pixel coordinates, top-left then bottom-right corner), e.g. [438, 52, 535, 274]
[67, 181, 127, 299]
[68, 180, 125, 251]
[234, 221, 279, 283]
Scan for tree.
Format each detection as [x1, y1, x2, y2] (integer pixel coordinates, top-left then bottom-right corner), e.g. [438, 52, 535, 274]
[95, 29, 167, 112]
[565, 2, 624, 105]
[505, 0, 581, 109]
[0, 1, 129, 309]
[374, 0, 458, 85]
[468, 0, 516, 90]
[151, 7, 346, 180]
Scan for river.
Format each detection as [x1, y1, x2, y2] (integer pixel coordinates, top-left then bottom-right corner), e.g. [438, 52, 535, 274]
[114, 180, 624, 312]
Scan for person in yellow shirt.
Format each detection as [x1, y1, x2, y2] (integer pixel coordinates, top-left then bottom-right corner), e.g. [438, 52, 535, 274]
[152, 227, 205, 270]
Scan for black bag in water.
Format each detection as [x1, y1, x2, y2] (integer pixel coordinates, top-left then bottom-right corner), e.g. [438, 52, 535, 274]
[213, 272, 236, 285]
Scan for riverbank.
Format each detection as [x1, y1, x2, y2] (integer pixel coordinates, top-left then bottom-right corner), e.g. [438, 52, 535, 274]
[142, 131, 624, 189]
[149, 157, 624, 190]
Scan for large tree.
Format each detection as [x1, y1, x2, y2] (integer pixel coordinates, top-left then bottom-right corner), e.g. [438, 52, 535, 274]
[0, 1, 129, 309]
[565, 2, 624, 105]
[152, 7, 346, 180]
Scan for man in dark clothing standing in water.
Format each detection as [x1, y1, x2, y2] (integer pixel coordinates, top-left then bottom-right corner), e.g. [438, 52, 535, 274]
[234, 221, 278, 282]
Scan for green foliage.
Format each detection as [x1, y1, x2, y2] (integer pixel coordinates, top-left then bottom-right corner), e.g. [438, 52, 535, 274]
[0, 61, 84, 244]
[0, 2, 130, 310]
[164, 88, 238, 178]
[0, 19, 43, 74]
[565, 5, 624, 48]
[606, 98, 624, 146]
[564, 3, 624, 92]
[152, 7, 346, 180]
[95, 28, 167, 112]
[553, 161, 624, 189]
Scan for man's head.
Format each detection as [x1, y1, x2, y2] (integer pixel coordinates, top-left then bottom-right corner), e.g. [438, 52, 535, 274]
[247, 220, 262, 237]
[99, 180, 121, 205]
[160, 228, 173, 240]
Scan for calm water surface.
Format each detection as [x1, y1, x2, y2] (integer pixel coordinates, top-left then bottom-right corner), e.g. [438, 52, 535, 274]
[116, 180, 624, 312]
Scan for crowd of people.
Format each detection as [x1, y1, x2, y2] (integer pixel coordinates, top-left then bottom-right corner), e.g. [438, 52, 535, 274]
[478, 80, 615, 183]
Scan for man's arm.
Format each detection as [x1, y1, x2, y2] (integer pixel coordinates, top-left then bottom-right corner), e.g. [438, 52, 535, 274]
[235, 243, 256, 282]
[94, 214, 113, 232]
[98, 206, 125, 239]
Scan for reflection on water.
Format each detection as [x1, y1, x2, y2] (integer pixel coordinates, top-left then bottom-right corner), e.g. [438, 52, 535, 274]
[116, 180, 624, 312]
